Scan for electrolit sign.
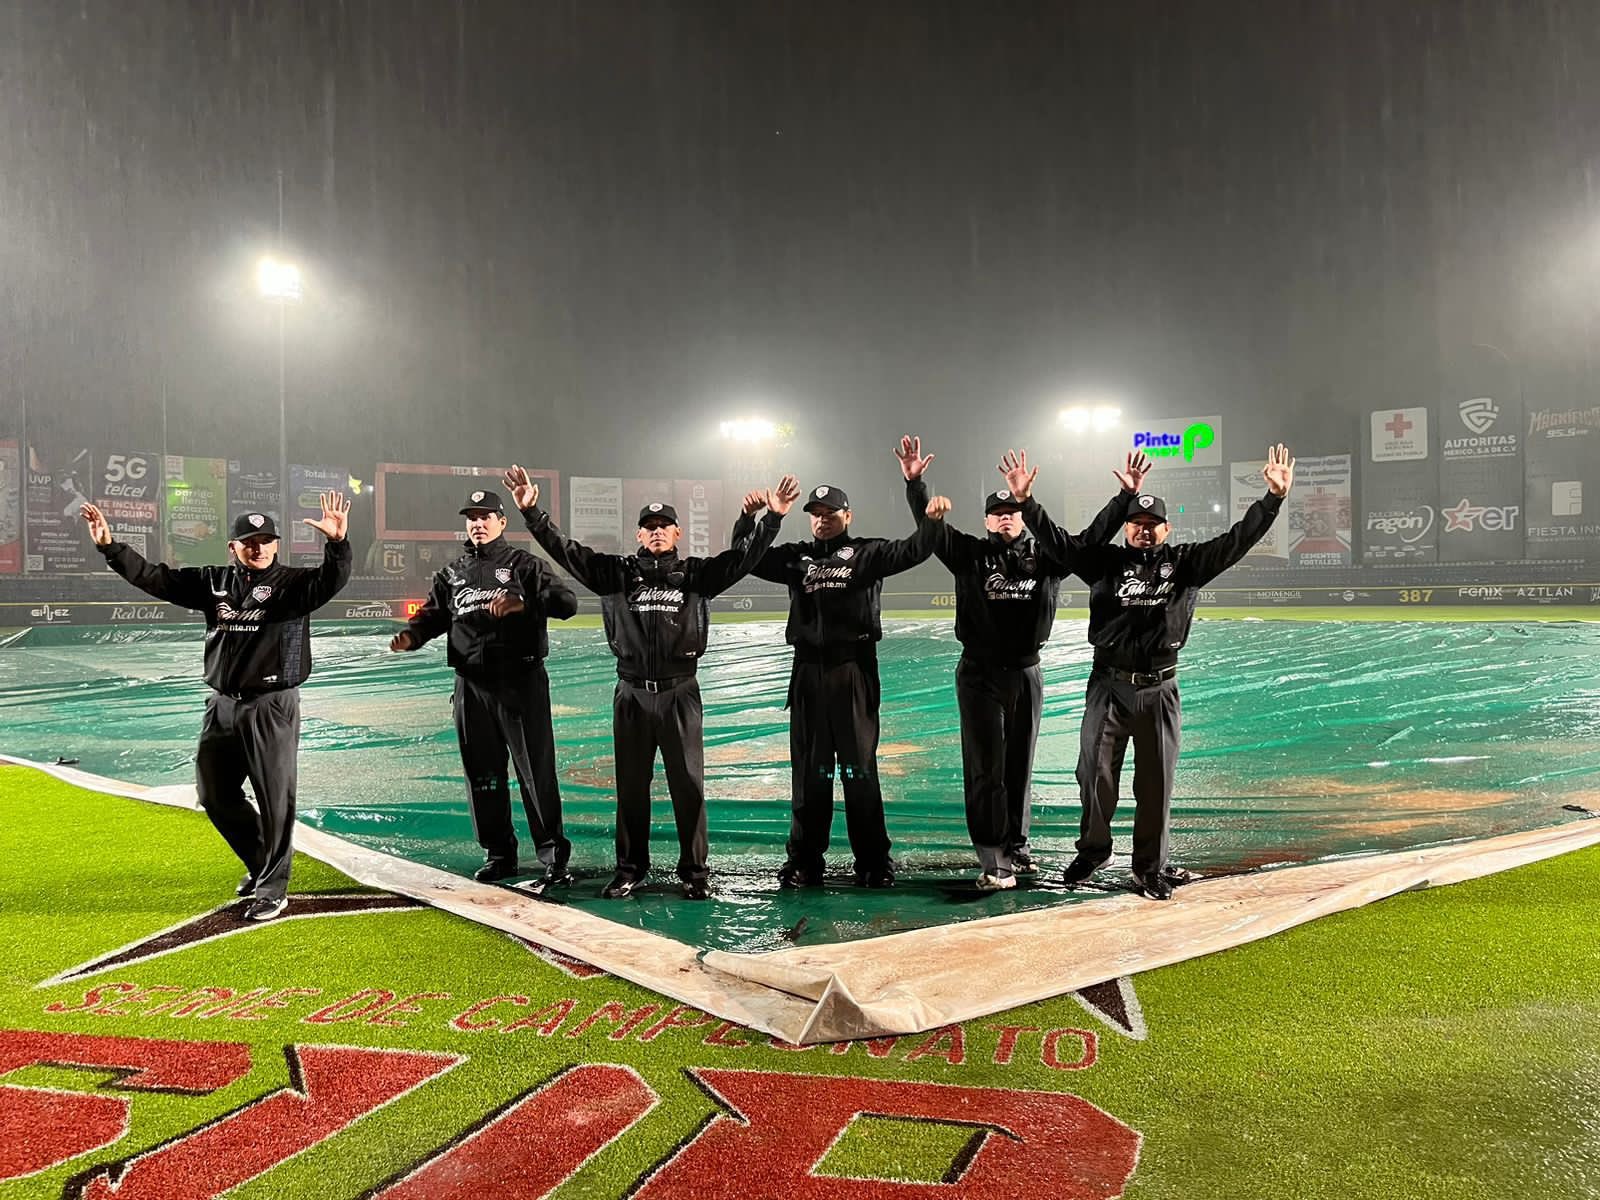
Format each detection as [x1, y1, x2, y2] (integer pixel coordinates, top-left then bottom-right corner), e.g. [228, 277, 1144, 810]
[1130, 416, 1222, 467]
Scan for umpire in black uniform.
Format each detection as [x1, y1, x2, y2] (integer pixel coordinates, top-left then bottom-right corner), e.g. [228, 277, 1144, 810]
[508, 465, 798, 899]
[917, 450, 1152, 890]
[1003, 443, 1296, 899]
[391, 488, 578, 891]
[81, 494, 352, 921]
[731, 436, 943, 889]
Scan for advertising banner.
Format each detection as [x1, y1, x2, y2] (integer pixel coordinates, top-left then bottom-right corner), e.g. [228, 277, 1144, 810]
[227, 460, 281, 528]
[164, 455, 228, 566]
[1438, 394, 1524, 562]
[0, 438, 20, 573]
[1523, 404, 1600, 560]
[96, 450, 163, 561]
[1128, 415, 1223, 468]
[1362, 407, 1437, 563]
[288, 464, 348, 564]
[569, 476, 625, 553]
[1229, 461, 1287, 561]
[25, 444, 96, 573]
[673, 479, 727, 557]
[1287, 454, 1352, 568]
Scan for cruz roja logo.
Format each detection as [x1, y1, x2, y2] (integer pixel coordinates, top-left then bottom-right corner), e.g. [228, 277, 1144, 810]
[1133, 422, 1214, 462]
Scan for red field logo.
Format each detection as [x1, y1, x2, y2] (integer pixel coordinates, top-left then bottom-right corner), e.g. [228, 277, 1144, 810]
[1, 1031, 1140, 1198]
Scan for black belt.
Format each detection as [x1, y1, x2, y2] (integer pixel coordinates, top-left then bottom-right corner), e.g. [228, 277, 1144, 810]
[1105, 665, 1177, 687]
[215, 686, 288, 702]
[619, 673, 692, 694]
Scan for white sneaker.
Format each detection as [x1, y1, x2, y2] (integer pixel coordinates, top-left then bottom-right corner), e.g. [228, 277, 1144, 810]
[976, 872, 1017, 891]
[244, 896, 288, 921]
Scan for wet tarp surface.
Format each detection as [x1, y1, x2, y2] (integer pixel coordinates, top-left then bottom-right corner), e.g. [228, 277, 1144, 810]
[4, 618, 1597, 954]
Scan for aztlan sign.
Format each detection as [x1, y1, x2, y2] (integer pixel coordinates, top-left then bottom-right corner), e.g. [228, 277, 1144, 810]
[1130, 416, 1222, 467]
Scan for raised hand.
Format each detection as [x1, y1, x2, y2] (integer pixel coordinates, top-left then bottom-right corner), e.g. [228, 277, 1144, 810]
[488, 593, 525, 619]
[769, 474, 801, 516]
[925, 495, 952, 522]
[894, 435, 936, 481]
[502, 465, 539, 511]
[389, 630, 417, 652]
[1263, 443, 1296, 497]
[304, 491, 349, 541]
[1113, 450, 1154, 493]
[80, 502, 112, 547]
[742, 489, 767, 516]
[998, 449, 1038, 502]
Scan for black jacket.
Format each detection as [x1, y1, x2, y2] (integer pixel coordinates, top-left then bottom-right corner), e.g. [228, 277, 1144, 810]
[918, 488, 1136, 668]
[733, 478, 938, 660]
[1022, 490, 1283, 671]
[97, 537, 352, 694]
[521, 504, 783, 681]
[404, 535, 578, 676]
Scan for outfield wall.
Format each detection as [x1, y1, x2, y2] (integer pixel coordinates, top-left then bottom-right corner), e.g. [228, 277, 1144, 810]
[3, 582, 1600, 629]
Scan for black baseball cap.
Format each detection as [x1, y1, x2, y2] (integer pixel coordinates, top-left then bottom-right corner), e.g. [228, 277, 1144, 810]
[1128, 494, 1169, 522]
[459, 489, 506, 516]
[638, 502, 679, 526]
[229, 512, 279, 541]
[803, 484, 849, 513]
[985, 489, 1024, 514]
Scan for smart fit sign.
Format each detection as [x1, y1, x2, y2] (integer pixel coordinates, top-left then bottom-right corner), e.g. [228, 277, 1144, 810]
[1130, 416, 1223, 467]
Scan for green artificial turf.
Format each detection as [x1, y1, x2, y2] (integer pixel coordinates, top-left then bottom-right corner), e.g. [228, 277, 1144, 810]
[1, 765, 1597, 1198]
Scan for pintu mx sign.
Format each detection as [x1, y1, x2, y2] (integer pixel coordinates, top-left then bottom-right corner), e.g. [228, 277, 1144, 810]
[1130, 416, 1222, 466]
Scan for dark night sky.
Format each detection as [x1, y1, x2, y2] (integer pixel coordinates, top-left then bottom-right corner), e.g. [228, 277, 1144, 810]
[2, 0, 1598, 514]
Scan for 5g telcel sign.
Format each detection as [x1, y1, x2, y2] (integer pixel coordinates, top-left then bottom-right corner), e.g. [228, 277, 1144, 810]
[1130, 416, 1223, 467]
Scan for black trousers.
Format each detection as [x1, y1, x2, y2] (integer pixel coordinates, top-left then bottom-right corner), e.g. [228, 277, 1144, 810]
[611, 677, 709, 883]
[195, 689, 301, 902]
[955, 655, 1043, 875]
[453, 667, 568, 870]
[1074, 668, 1181, 877]
[786, 656, 892, 874]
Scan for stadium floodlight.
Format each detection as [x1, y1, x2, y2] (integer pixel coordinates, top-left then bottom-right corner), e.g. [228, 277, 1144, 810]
[719, 417, 778, 443]
[256, 252, 302, 531]
[1059, 404, 1122, 434]
[256, 256, 302, 303]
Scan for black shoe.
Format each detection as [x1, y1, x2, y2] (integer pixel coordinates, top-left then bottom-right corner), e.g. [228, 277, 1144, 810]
[244, 895, 288, 921]
[236, 873, 257, 898]
[601, 873, 640, 899]
[1062, 853, 1111, 886]
[1133, 871, 1174, 901]
[1010, 851, 1037, 875]
[522, 864, 574, 897]
[473, 860, 519, 883]
[854, 865, 896, 889]
[777, 861, 822, 889]
[681, 879, 710, 900]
